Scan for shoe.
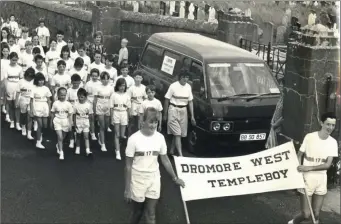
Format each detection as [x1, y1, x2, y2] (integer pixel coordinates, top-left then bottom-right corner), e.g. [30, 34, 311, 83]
[33, 121, 38, 131]
[59, 151, 64, 160]
[36, 141, 45, 149]
[21, 127, 27, 136]
[288, 219, 294, 224]
[69, 140, 75, 149]
[5, 115, 10, 122]
[10, 121, 14, 128]
[107, 127, 112, 132]
[101, 144, 107, 152]
[91, 133, 97, 140]
[56, 144, 60, 154]
[75, 147, 80, 155]
[86, 148, 92, 156]
[27, 131, 34, 140]
[16, 123, 22, 131]
[116, 150, 121, 160]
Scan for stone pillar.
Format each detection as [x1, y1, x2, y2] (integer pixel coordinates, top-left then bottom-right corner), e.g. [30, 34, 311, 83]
[282, 26, 340, 143]
[92, 2, 121, 54]
[217, 11, 258, 46]
[260, 22, 274, 45]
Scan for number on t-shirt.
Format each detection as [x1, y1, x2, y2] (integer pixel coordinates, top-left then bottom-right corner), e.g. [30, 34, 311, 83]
[144, 151, 152, 156]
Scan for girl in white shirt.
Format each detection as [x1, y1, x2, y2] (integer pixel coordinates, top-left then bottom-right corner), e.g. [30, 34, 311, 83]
[3, 52, 23, 129]
[50, 60, 71, 101]
[1, 43, 10, 114]
[30, 73, 52, 149]
[84, 68, 101, 140]
[45, 39, 60, 80]
[1, 27, 10, 43]
[102, 54, 117, 85]
[93, 71, 114, 152]
[67, 39, 78, 60]
[18, 40, 34, 72]
[110, 78, 131, 160]
[14, 67, 35, 139]
[89, 51, 104, 77]
[69, 57, 88, 84]
[31, 34, 45, 58]
[60, 45, 74, 72]
[7, 35, 20, 54]
[77, 44, 91, 72]
[33, 54, 48, 82]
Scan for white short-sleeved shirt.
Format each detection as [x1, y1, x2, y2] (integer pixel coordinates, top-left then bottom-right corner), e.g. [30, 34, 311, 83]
[79, 55, 91, 71]
[139, 98, 163, 114]
[102, 66, 117, 84]
[128, 84, 146, 104]
[32, 44, 45, 57]
[1, 59, 10, 81]
[66, 87, 80, 106]
[9, 44, 20, 54]
[3, 64, 22, 82]
[299, 131, 339, 174]
[115, 75, 135, 90]
[17, 37, 31, 49]
[84, 80, 101, 98]
[118, 47, 128, 65]
[45, 50, 60, 70]
[36, 26, 50, 47]
[9, 21, 19, 34]
[34, 64, 48, 81]
[19, 52, 34, 71]
[60, 57, 74, 72]
[30, 85, 52, 102]
[69, 67, 88, 83]
[56, 40, 67, 54]
[17, 79, 34, 97]
[89, 62, 105, 74]
[125, 130, 167, 173]
[94, 84, 114, 104]
[70, 51, 79, 60]
[74, 101, 93, 120]
[110, 92, 131, 111]
[51, 100, 73, 119]
[165, 81, 193, 106]
[50, 73, 71, 92]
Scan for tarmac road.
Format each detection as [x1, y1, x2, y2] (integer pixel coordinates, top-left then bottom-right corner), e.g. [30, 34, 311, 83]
[1, 117, 340, 224]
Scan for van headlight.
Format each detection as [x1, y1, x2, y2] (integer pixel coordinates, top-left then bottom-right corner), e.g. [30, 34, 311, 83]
[223, 123, 231, 131]
[211, 122, 221, 131]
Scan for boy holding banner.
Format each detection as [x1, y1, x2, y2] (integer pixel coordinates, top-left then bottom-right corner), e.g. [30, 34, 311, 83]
[289, 112, 338, 224]
[124, 107, 185, 224]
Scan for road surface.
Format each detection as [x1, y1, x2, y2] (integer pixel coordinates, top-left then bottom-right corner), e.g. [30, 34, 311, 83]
[1, 117, 340, 224]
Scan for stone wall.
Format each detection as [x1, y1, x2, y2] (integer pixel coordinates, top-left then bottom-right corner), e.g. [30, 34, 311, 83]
[0, 0, 92, 43]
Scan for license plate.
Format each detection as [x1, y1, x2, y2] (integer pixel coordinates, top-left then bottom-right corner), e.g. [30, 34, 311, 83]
[239, 133, 266, 141]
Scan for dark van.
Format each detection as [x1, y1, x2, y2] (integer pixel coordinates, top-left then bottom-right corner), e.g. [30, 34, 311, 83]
[138, 32, 280, 154]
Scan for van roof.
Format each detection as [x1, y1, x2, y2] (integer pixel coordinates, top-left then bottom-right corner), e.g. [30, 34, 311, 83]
[147, 32, 263, 63]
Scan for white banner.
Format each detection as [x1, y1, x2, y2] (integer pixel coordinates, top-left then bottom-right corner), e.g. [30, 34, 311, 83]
[174, 142, 305, 201]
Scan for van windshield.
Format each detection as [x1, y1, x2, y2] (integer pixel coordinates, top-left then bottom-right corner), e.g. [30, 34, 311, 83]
[206, 62, 279, 99]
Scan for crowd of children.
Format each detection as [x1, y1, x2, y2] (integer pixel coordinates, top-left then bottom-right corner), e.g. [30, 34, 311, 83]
[1, 15, 164, 161]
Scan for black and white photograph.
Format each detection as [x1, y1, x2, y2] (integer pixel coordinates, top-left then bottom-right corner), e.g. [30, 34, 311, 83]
[0, 1, 340, 224]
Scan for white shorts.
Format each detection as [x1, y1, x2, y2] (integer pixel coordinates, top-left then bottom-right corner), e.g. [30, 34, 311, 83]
[167, 105, 188, 137]
[6, 82, 19, 100]
[113, 110, 128, 126]
[130, 102, 142, 116]
[19, 96, 31, 113]
[131, 170, 161, 203]
[32, 102, 49, 117]
[76, 118, 90, 133]
[53, 117, 70, 132]
[96, 103, 110, 116]
[297, 172, 327, 196]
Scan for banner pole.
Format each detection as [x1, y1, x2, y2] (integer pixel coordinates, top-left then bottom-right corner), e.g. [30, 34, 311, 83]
[303, 188, 317, 224]
[182, 200, 191, 224]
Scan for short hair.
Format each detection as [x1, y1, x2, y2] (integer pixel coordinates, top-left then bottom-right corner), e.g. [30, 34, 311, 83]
[22, 26, 29, 32]
[34, 54, 44, 62]
[71, 74, 81, 82]
[93, 31, 103, 39]
[8, 34, 15, 40]
[104, 54, 115, 63]
[49, 39, 57, 44]
[74, 57, 84, 68]
[38, 18, 45, 24]
[114, 78, 127, 92]
[25, 40, 32, 46]
[178, 68, 190, 79]
[9, 52, 18, 59]
[33, 72, 46, 86]
[143, 107, 158, 122]
[77, 88, 87, 97]
[78, 44, 85, 50]
[132, 70, 143, 78]
[94, 50, 102, 56]
[24, 67, 35, 80]
[321, 112, 337, 123]
[57, 60, 66, 67]
[120, 65, 128, 71]
[146, 85, 156, 93]
[32, 47, 41, 54]
[90, 68, 100, 76]
[60, 45, 70, 58]
[100, 71, 110, 80]
[57, 87, 67, 95]
[57, 30, 64, 36]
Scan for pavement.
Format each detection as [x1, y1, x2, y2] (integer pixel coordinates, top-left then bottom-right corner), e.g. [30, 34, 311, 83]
[1, 116, 340, 224]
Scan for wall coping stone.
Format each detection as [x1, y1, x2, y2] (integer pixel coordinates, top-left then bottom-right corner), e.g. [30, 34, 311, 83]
[18, 0, 92, 22]
[121, 10, 217, 34]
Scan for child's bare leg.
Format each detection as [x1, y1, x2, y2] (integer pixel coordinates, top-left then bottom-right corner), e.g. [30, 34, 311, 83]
[129, 201, 145, 224]
[56, 130, 64, 160]
[35, 117, 45, 149]
[75, 133, 81, 154]
[84, 132, 91, 155]
[114, 124, 120, 156]
[90, 117, 97, 140]
[27, 113, 33, 139]
[15, 107, 21, 130]
[98, 115, 107, 151]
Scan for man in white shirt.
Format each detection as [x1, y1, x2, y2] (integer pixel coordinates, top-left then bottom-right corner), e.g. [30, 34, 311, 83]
[288, 112, 339, 224]
[124, 107, 185, 224]
[163, 68, 196, 156]
[56, 30, 67, 54]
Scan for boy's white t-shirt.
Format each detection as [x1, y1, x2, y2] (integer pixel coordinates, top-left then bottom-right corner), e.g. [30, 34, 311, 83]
[3, 64, 22, 81]
[109, 92, 131, 111]
[115, 75, 135, 89]
[36, 26, 50, 47]
[139, 98, 163, 114]
[56, 40, 67, 54]
[79, 55, 91, 71]
[299, 131, 339, 174]
[128, 84, 147, 104]
[126, 130, 167, 173]
[9, 44, 20, 54]
[94, 84, 114, 104]
[89, 62, 105, 74]
[102, 66, 117, 84]
[9, 21, 19, 34]
[69, 67, 88, 83]
[30, 85, 52, 102]
[70, 51, 79, 60]
[66, 87, 80, 106]
[50, 73, 71, 92]
[165, 81, 193, 106]
[19, 52, 34, 71]
[17, 79, 34, 98]
[32, 44, 45, 57]
[60, 57, 74, 72]
[34, 63, 48, 81]
[84, 80, 101, 99]
[45, 50, 60, 70]
[74, 101, 93, 120]
[51, 100, 74, 119]
[17, 37, 31, 49]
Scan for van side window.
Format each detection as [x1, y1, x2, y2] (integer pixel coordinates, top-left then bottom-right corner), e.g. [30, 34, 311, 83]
[141, 44, 162, 71]
[160, 51, 182, 76]
[189, 61, 205, 98]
